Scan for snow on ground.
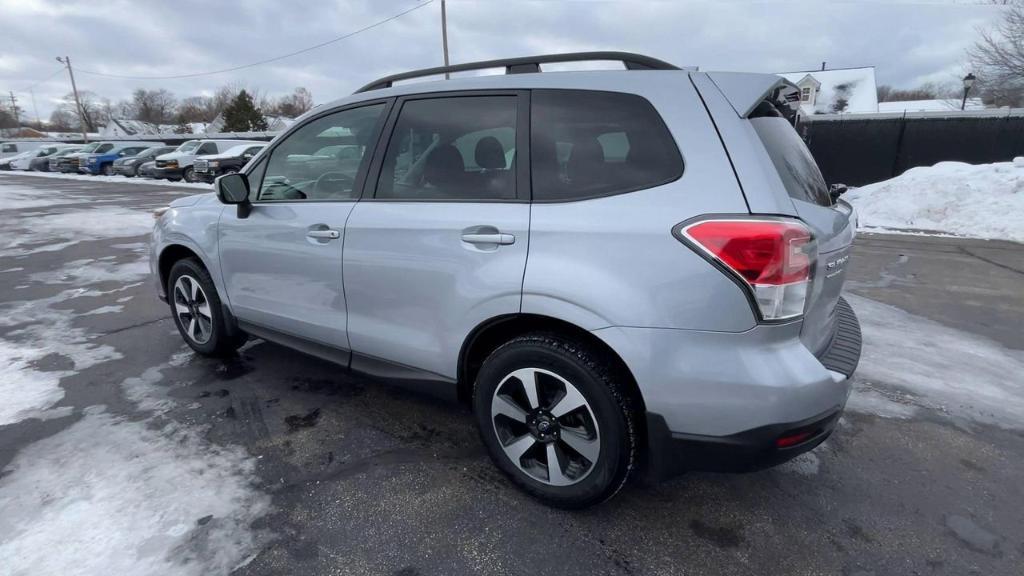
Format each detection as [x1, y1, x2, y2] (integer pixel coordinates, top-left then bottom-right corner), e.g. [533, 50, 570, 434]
[0, 177, 270, 574]
[846, 294, 1024, 429]
[845, 161, 1024, 242]
[0, 170, 212, 190]
[0, 408, 271, 576]
[0, 184, 156, 256]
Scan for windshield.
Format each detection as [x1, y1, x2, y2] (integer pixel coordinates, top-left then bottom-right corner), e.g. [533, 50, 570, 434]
[56, 148, 82, 157]
[176, 141, 200, 153]
[79, 143, 100, 153]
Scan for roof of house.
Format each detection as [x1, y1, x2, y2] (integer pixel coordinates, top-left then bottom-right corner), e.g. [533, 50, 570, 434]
[877, 98, 986, 113]
[778, 66, 878, 114]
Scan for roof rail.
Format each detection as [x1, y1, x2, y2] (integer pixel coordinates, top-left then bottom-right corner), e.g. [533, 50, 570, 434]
[355, 51, 680, 93]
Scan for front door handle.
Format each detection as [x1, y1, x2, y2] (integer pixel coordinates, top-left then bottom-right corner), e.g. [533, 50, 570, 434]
[461, 232, 515, 245]
[307, 229, 341, 239]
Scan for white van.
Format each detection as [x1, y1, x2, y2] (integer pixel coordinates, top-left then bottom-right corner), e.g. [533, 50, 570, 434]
[0, 141, 48, 160]
[153, 139, 264, 182]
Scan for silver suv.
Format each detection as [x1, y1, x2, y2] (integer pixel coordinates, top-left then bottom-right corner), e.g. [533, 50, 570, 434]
[151, 52, 861, 508]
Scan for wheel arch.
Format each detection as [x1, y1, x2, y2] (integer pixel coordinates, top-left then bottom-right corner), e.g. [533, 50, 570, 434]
[158, 243, 208, 294]
[457, 313, 646, 414]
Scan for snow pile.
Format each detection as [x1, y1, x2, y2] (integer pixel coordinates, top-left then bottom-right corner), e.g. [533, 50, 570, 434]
[845, 161, 1024, 242]
[0, 170, 212, 190]
[846, 294, 1024, 429]
[0, 409, 271, 576]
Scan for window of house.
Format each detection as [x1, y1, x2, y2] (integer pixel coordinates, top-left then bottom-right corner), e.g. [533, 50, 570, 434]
[801, 87, 812, 102]
[530, 90, 682, 202]
[375, 96, 518, 201]
[256, 103, 385, 201]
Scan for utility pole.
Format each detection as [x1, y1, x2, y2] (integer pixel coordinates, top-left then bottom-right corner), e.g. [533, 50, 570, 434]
[29, 88, 41, 126]
[56, 56, 89, 143]
[441, 0, 450, 79]
[8, 92, 19, 126]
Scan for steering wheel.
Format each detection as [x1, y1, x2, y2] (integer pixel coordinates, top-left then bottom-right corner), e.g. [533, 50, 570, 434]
[313, 171, 356, 198]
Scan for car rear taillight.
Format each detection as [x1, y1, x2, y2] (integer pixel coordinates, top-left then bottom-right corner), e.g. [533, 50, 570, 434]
[676, 219, 815, 321]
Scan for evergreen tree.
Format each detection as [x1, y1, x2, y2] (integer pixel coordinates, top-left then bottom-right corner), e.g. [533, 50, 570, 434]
[222, 90, 268, 132]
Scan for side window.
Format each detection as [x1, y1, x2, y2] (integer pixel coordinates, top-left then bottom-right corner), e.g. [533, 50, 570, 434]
[258, 103, 385, 201]
[531, 90, 682, 202]
[2, 144, 15, 153]
[197, 142, 218, 155]
[95, 144, 114, 153]
[375, 96, 517, 201]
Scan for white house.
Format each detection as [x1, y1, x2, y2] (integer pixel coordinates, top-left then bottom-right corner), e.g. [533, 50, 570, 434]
[778, 67, 879, 115]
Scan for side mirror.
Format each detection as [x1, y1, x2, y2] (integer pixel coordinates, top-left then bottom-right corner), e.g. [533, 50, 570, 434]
[215, 173, 252, 218]
[829, 183, 848, 203]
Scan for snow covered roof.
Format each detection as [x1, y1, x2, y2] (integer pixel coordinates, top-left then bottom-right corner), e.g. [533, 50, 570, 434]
[778, 67, 878, 115]
[878, 98, 986, 113]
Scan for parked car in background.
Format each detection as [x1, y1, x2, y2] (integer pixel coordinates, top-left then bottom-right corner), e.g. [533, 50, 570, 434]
[152, 52, 861, 508]
[113, 145, 177, 177]
[48, 146, 87, 172]
[0, 150, 36, 170]
[57, 142, 107, 173]
[154, 139, 264, 182]
[79, 141, 163, 175]
[10, 144, 78, 170]
[137, 160, 158, 179]
[29, 145, 82, 171]
[0, 141, 47, 159]
[193, 143, 267, 182]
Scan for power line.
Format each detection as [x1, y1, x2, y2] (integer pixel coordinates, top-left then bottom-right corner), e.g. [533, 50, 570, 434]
[17, 66, 67, 93]
[74, 0, 434, 81]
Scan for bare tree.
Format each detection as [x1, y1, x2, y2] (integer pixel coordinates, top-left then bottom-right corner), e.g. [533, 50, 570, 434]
[264, 87, 314, 118]
[125, 89, 178, 124]
[53, 90, 103, 132]
[969, 1, 1024, 106]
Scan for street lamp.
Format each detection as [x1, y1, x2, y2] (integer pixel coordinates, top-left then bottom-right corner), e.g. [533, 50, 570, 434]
[961, 73, 976, 111]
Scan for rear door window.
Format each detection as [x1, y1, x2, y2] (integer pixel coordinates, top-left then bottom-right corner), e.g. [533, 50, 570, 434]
[530, 90, 682, 202]
[374, 96, 518, 201]
[750, 116, 831, 207]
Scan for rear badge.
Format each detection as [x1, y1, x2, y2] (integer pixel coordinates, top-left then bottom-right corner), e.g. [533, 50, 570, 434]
[825, 255, 849, 278]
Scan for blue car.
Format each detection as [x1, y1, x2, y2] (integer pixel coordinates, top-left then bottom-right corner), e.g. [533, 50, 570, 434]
[79, 141, 165, 175]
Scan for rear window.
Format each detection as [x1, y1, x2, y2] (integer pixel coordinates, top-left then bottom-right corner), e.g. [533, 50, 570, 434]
[530, 90, 682, 202]
[750, 115, 831, 207]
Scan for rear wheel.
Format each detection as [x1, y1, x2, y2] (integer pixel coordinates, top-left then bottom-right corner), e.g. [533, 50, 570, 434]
[167, 258, 246, 356]
[474, 333, 638, 508]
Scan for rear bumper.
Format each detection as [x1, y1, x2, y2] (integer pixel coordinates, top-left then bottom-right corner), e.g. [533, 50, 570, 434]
[645, 407, 841, 477]
[596, 296, 862, 480]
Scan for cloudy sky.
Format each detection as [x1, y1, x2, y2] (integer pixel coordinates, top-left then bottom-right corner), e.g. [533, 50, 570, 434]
[0, 0, 1008, 121]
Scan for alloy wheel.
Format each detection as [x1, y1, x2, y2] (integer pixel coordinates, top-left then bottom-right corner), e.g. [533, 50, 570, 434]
[173, 275, 213, 344]
[491, 367, 601, 486]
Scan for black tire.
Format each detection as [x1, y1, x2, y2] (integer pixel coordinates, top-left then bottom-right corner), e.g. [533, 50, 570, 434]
[182, 167, 195, 183]
[102, 163, 114, 176]
[167, 258, 247, 357]
[473, 333, 638, 509]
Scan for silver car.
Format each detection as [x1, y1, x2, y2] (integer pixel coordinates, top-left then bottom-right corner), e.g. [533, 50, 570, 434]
[151, 52, 861, 508]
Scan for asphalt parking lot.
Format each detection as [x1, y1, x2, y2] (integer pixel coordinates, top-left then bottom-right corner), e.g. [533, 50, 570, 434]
[1, 173, 1022, 576]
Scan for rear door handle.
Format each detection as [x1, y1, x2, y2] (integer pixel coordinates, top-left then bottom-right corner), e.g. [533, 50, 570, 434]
[461, 233, 515, 245]
[307, 229, 341, 239]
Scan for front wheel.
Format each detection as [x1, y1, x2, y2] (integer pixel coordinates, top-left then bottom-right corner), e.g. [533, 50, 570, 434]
[102, 164, 114, 176]
[167, 258, 246, 356]
[182, 167, 196, 183]
[474, 333, 638, 508]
